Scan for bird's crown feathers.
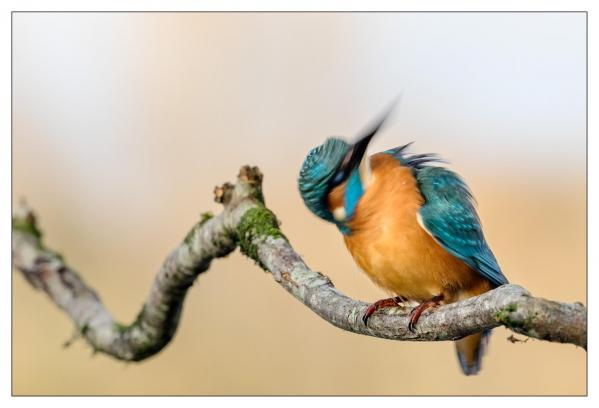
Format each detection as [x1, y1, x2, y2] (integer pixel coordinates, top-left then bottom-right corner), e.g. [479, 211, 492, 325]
[298, 137, 350, 223]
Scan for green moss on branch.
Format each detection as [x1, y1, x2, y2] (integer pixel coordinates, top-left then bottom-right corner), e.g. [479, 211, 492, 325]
[183, 212, 215, 247]
[200, 212, 213, 225]
[494, 304, 519, 327]
[12, 215, 43, 240]
[236, 206, 287, 268]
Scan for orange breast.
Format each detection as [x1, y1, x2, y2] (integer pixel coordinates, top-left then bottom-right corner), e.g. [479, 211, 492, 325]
[329, 153, 489, 302]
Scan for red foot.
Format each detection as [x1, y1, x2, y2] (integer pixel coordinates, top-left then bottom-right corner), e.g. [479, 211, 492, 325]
[362, 296, 404, 326]
[408, 294, 444, 332]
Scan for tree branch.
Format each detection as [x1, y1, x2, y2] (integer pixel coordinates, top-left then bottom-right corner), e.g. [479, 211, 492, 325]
[12, 166, 587, 361]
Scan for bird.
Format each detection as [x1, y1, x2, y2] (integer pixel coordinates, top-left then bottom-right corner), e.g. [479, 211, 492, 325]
[297, 106, 508, 375]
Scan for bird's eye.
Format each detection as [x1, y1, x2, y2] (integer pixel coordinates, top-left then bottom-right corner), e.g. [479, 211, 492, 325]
[332, 170, 345, 186]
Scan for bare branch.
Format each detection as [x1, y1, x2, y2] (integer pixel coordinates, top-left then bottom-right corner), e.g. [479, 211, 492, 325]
[12, 166, 587, 361]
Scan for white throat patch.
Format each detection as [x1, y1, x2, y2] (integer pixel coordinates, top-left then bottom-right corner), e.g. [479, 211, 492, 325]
[332, 206, 347, 221]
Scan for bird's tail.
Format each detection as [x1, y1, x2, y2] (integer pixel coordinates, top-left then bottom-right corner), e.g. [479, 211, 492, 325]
[455, 329, 491, 375]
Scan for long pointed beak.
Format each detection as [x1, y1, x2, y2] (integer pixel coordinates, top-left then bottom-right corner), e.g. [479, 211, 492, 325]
[329, 100, 397, 188]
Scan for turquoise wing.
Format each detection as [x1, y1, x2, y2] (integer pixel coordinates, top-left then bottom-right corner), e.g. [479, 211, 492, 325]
[415, 166, 508, 287]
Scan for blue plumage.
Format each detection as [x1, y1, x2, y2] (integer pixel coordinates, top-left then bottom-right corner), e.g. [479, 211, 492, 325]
[384, 146, 508, 287]
[298, 137, 368, 236]
[298, 137, 351, 231]
[457, 329, 491, 375]
[343, 170, 364, 222]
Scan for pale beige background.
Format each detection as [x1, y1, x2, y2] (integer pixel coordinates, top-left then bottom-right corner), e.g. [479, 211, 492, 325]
[13, 12, 586, 395]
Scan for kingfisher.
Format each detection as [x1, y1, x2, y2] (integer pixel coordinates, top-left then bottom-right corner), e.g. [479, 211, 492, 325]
[297, 107, 508, 375]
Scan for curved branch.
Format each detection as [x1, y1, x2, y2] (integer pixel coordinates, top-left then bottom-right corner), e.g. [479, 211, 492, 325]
[12, 166, 587, 361]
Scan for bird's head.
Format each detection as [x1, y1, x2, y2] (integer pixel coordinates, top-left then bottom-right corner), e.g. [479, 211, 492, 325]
[298, 107, 390, 228]
[298, 137, 352, 224]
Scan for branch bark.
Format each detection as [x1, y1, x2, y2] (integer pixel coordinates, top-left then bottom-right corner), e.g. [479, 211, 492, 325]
[12, 166, 587, 361]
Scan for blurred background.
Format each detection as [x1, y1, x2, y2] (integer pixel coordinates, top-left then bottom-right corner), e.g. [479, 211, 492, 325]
[12, 12, 586, 395]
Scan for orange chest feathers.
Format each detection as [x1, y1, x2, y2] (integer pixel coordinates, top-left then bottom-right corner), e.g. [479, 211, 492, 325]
[327, 153, 487, 302]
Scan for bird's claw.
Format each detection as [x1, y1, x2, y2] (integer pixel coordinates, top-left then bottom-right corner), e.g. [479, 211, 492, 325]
[362, 302, 380, 326]
[361, 296, 403, 327]
[408, 308, 418, 333]
[407, 294, 444, 333]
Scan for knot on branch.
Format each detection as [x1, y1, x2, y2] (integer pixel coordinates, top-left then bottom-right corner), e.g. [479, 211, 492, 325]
[213, 166, 264, 206]
[238, 165, 263, 186]
[213, 182, 234, 205]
